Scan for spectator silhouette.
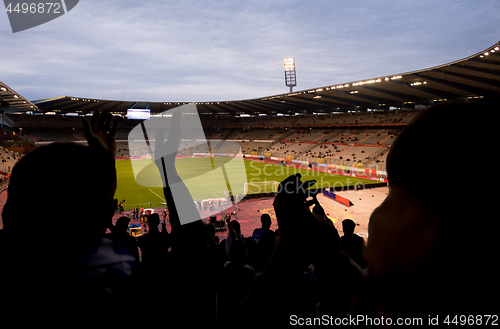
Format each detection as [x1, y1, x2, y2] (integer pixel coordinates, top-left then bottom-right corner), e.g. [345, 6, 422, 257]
[205, 222, 219, 246]
[225, 220, 247, 264]
[137, 213, 170, 271]
[0, 112, 143, 326]
[229, 174, 336, 327]
[151, 107, 212, 326]
[340, 219, 366, 269]
[108, 216, 140, 260]
[217, 226, 255, 326]
[216, 220, 243, 266]
[4, 98, 497, 327]
[249, 214, 276, 272]
[362, 96, 499, 318]
[309, 204, 364, 318]
[251, 214, 275, 244]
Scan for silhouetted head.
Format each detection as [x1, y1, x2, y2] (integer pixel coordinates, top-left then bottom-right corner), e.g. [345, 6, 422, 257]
[229, 238, 248, 265]
[365, 96, 499, 316]
[115, 216, 130, 232]
[260, 214, 271, 229]
[147, 213, 160, 231]
[341, 219, 356, 235]
[2, 142, 117, 241]
[228, 220, 240, 236]
[204, 223, 216, 239]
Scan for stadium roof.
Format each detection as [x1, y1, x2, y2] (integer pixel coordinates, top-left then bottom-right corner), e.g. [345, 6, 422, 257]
[18, 41, 500, 116]
[0, 81, 38, 113]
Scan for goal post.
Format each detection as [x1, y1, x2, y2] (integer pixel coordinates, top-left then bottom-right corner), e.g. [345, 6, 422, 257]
[243, 181, 280, 195]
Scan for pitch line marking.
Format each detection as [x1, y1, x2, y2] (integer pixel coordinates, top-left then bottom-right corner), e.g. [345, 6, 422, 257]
[148, 188, 166, 202]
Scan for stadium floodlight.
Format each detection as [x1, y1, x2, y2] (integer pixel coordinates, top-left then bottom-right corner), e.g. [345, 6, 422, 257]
[284, 58, 297, 93]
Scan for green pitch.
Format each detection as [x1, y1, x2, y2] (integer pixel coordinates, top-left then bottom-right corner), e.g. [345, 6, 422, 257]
[114, 157, 378, 210]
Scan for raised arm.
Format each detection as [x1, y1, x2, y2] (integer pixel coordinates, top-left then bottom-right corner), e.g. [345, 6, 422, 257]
[82, 111, 118, 159]
[228, 174, 335, 327]
[153, 109, 201, 231]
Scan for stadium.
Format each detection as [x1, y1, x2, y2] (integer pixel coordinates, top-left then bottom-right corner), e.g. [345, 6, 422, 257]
[1, 41, 499, 233]
[0, 37, 499, 325]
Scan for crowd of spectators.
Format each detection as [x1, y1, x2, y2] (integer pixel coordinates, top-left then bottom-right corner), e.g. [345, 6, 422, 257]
[302, 144, 341, 159]
[0, 98, 498, 327]
[0, 147, 21, 174]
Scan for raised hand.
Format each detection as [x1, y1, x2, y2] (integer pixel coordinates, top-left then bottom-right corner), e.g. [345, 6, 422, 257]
[153, 108, 199, 229]
[82, 111, 118, 158]
[154, 109, 181, 184]
[273, 173, 320, 243]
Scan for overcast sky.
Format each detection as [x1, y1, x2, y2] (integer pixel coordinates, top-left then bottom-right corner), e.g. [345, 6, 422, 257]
[1, 0, 499, 103]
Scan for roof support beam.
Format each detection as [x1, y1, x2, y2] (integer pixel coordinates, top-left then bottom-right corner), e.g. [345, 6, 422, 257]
[465, 59, 500, 69]
[326, 91, 386, 108]
[390, 80, 461, 101]
[457, 62, 500, 76]
[436, 68, 500, 88]
[268, 96, 336, 113]
[415, 72, 498, 97]
[247, 100, 289, 114]
[364, 85, 431, 105]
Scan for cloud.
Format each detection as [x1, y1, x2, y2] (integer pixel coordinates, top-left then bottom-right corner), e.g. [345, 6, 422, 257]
[2, 0, 499, 103]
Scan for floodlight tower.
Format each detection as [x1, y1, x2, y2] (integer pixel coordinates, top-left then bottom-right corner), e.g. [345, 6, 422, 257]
[284, 58, 296, 93]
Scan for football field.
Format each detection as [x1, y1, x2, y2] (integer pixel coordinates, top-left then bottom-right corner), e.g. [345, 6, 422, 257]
[114, 157, 379, 210]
